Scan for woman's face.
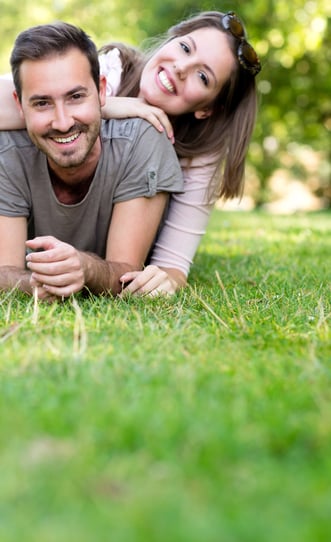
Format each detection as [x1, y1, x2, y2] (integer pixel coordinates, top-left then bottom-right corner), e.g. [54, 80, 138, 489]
[139, 27, 235, 118]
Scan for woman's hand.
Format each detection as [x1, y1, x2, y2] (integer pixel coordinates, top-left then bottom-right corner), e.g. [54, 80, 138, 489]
[119, 265, 186, 297]
[102, 97, 174, 143]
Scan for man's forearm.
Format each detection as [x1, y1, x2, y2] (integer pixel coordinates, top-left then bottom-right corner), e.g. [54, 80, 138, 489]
[80, 252, 137, 295]
[0, 266, 32, 294]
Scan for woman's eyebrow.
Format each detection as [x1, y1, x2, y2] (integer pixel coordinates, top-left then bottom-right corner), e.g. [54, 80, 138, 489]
[186, 35, 218, 86]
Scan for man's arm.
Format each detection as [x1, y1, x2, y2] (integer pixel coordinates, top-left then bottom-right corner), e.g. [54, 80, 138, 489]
[26, 193, 168, 298]
[0, 216, 58, 301]
[84, 193, 169, 294]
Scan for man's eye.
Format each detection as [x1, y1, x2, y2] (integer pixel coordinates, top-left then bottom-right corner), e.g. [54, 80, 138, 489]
[33, 100, 49, 108]
[71, 93, 84, 101]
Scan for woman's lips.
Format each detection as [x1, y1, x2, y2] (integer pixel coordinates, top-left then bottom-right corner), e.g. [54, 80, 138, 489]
[157, 69, 176, 94]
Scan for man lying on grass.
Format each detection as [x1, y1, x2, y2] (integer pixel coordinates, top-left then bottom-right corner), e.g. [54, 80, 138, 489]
[0, 22, 183, 302]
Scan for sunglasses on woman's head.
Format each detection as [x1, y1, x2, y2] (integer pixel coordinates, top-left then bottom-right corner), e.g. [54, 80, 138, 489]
[221, 11, 261, 76]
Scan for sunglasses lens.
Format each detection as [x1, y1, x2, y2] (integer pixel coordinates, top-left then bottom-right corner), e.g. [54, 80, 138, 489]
[229, 19, 245, 39]
[222, 12, 261, 75]
[222, 13, 245, 38]
[238, 42, 261, 74]
[240, 42, 258, 63]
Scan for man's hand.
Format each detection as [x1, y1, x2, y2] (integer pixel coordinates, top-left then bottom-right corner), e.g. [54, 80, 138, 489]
[26, 236, 85, 299]
[25, 235, 133, 299]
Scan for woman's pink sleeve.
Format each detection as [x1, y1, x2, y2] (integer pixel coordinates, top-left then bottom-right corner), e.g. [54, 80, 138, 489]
[150, 156, 217, 276]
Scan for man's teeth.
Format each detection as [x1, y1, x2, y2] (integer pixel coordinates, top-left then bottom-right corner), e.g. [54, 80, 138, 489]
[159, 70, 174, 93]
[53, 133, 80, 144]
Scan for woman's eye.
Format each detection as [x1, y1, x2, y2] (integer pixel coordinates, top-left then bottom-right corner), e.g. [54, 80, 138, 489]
[199, 72, 209, 86]
[180, 42, 190, 54]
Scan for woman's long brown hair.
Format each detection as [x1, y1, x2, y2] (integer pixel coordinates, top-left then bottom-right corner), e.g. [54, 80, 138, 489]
[99, 11, 259, 200]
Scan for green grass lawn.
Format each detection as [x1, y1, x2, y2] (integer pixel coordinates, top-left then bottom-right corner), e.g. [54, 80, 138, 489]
[0, 210, 330, 542]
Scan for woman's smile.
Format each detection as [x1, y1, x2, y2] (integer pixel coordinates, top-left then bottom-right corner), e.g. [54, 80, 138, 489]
[157, 69, 176, 94]
[140, 28, 235, 116]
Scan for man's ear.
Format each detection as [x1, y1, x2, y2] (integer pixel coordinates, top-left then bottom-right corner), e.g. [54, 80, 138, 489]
[99, 75, 107, 107]
[194, 107, 213, 120]
[13, 90, 25, 120]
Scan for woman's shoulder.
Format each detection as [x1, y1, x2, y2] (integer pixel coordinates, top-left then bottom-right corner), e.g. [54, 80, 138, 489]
[0, 73, 12, 80]
[98, 42, 144, 97]
[98, 47, 123, 97]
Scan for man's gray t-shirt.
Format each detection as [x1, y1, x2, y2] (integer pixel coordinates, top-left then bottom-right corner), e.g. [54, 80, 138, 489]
[0, 118, 183, 257]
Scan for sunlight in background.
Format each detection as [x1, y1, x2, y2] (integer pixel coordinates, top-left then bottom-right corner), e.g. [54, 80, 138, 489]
[0, 0, 329, 208]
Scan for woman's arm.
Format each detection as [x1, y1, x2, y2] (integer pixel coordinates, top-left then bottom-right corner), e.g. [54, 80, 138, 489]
[0, 78, 25, 129]
[100, 47, 174, 141]
[120, 156, 218, 295]
[102, 96, 174, 142]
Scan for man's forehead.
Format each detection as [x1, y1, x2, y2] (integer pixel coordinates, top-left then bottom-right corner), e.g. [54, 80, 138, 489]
[19, 48, 91, 77]
[19, 49, 93, 95]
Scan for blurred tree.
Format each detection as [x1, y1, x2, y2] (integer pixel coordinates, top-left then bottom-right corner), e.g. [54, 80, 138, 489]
[0, 0, 330, 206]
[248, 0, 331, 205]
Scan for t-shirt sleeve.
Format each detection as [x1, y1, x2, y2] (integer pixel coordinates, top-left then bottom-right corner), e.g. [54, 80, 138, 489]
[149, 155, 217, 276]
[112, 120, 184, 202]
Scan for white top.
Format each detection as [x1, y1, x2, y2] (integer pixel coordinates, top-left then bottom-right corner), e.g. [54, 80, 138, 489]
[93, 49, 217, 276]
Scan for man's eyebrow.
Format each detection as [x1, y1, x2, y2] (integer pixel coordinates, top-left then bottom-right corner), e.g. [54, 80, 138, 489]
[28, 85, 89, 102]
[66, 85, 89, 96]
[187, 35, 218, 87]
[29, 94, 51, 102]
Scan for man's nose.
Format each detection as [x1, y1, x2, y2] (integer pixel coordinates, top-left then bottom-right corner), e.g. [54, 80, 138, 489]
[51, 103, 74, 132]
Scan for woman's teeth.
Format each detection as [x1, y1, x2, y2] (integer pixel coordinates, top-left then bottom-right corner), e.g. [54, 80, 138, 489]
[159, 70, 175, 93]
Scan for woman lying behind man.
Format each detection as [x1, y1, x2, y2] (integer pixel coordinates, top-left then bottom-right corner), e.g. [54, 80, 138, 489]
[0, 10, 261, 296]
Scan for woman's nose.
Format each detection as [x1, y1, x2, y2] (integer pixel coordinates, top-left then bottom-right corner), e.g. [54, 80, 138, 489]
[173, 62, 187, 79]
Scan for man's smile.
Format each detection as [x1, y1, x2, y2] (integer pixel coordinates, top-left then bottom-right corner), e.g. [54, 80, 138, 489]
[51, 132, 81, 144]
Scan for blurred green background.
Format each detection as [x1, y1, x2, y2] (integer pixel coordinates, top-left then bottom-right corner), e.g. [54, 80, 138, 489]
[0, 0, 330, 209]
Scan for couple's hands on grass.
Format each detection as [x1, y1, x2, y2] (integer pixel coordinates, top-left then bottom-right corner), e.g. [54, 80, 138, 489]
[119, 265, 186, 297]
[102, 97, 175, 144]
[26, 236, 85, 302]
[25, 240, 186, 300]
